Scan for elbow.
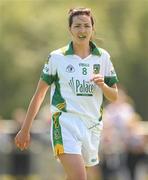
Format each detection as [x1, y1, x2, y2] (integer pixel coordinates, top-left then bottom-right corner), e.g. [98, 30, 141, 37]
[111, 90, 118, 102]
[112, 94, 118, 102]
[109, 96, 117, 102]
[103, 84, 118, 102]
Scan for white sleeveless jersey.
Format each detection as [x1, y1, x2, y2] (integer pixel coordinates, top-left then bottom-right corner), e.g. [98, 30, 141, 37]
[41, 42, 118, 132]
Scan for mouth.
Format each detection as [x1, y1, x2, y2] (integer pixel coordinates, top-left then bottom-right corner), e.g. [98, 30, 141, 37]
[78, 35, 87, 39]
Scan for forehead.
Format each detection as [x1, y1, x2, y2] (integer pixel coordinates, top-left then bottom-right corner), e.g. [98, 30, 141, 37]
[72, 15, 92, 24]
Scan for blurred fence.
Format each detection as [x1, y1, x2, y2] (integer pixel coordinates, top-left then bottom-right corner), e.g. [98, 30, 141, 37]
[0, 120, 148, 180]
[0, 120, 65, 180]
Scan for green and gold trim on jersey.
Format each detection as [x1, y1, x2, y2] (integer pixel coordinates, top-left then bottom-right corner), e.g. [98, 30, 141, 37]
[61, 41, 102, 56]
[40, 74, 56, 85]
[104, 76, 119, 87]
[52, 73, 67, 112]
[52, 112, 64, 156]
[40, 55, 56, 85]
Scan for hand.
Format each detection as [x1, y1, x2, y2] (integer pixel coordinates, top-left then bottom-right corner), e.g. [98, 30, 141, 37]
[15, 129, 30, 151]
[91, 74, 105, 88]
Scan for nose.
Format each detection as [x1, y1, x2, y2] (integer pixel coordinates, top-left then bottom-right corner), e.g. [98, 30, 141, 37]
[79, 26, 85, 33]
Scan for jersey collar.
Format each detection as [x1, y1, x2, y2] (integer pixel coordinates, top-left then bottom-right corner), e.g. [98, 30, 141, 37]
[64, 41, 102, 56]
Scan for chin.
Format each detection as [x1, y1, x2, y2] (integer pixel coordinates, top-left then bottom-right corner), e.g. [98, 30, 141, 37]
[77, 39, 89, 44]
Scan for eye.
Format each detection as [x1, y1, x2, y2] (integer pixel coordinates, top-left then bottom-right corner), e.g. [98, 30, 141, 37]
[85, 25, 91, 28]
[74, 25, 80, 28]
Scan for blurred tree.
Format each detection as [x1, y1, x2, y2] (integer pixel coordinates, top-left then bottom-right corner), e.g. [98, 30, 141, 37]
[0, 0, 148, 120]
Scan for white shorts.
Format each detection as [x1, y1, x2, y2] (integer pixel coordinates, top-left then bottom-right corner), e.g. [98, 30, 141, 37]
[50, 112, 101, 167]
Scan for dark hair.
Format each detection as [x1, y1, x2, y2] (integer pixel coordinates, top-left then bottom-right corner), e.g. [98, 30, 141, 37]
[68, 7, 94, 27]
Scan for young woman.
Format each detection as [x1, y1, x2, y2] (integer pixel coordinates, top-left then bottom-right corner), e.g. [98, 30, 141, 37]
[15, 7, 118, 180]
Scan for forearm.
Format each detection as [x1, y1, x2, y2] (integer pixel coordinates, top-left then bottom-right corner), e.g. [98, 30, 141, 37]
[101, 84, 118, 102]
[21, 80, 49, 133]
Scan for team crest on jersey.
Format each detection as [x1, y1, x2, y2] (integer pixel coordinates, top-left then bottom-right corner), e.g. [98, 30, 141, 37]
[93, 64, 100, 74]
[66, 65, 75, 73]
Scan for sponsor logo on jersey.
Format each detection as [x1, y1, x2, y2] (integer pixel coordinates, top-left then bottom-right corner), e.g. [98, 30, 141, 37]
[66, 65, 75, 73]
[43, 55, 51, 73]
[79, 63, 90, 67]
[69, 77, 95, 96]
[43, 64, 49, 73]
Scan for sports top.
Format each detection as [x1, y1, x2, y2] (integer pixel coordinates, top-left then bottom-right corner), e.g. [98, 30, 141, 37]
[41, 41, 118, 132]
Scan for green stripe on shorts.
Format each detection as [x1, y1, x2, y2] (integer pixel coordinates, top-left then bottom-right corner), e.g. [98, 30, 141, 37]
[52, 112, 64, 155]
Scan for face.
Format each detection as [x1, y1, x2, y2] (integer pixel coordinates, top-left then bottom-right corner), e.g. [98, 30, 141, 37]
[69, 15, 94, 45]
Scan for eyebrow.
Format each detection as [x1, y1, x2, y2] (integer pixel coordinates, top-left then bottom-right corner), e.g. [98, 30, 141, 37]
[73, 23, 91, 25]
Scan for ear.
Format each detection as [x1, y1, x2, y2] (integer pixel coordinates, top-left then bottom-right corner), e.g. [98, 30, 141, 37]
[69, 26, 71, 32]
[90, 28, 95, 41]
[92, 26, 95, 36]
[69, 26, 73, 36]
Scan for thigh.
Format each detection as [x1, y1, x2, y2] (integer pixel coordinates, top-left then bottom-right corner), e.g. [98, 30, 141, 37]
[50, 112, 82, 156]
[82, 130, 101, 167]
[58, 153, 87, 180]
[86, 165, 102, 180]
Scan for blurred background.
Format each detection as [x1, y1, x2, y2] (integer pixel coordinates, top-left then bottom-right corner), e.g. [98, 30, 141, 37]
[0, 0, 148, 179]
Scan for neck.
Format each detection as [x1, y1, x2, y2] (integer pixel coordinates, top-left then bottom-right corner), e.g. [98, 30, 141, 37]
[73, 42, 91, 59]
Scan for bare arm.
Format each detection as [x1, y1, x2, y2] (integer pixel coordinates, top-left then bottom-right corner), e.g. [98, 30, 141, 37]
[101, 83, 118, 102]
[15, 79, 50, 150]
[21, 79, 50, 133]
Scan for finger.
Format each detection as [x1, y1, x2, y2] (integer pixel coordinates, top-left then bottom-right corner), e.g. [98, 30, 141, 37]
[90, 74, 101, 81]
[15, 135, 21, 145]
[94, 79, 103, 83]
[20, 147, 25, 151]
[20, 143, 26, 151]
[90, 77, 99, 82]
[90, 76, 95, 81]
[14, 136, 18, 145]
[24, 142, 29, 149]
[93, 76, 103, 81]
[16, 142, 22, 149]
[15, 138, 20, 148]
[16, 141, 24, 150]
